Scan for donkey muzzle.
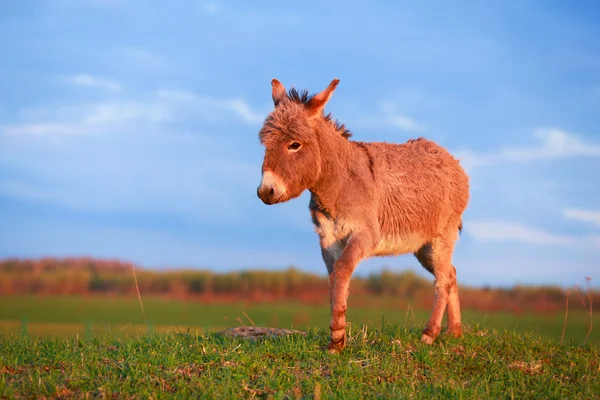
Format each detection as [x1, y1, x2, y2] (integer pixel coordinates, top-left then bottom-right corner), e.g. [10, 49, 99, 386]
[257, 170, 287, 205]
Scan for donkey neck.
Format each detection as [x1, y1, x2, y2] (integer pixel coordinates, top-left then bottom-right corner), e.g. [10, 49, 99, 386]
[308, 125, 359, 219]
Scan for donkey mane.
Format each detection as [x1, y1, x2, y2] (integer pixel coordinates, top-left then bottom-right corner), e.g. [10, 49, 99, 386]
[287, 87, 352, 139]
[286, 87, 314, 104]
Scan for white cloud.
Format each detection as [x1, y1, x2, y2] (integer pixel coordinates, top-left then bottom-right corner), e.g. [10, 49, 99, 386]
[3, 89, 264, 136]
[3, 123, 91, 136]
[464, 219, 577, 246]
[564, 209, 600, 228]
[465, 218, 600, 251]
[66, 74, 121, 92]
[2, 102, 170, 136]
[456, 128, 600, 171]
[82, 102, 170, 124]
[379, 102, 424, 132]
[156, 89, 198, 103]
[563, 209, 600, 251]
[349, 102, 424, 133]
[156, 89, 265, 124]
[387, 114, 423, 132]
[224, 99, 265, 124]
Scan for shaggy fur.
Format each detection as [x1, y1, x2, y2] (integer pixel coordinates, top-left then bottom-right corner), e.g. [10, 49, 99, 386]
[257, 78, 470, 353]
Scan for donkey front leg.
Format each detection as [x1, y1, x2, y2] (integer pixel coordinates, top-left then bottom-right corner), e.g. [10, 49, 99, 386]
[327, 234, 370, 354]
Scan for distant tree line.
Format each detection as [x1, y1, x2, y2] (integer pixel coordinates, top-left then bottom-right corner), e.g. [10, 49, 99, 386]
[0, 257, 595, 314]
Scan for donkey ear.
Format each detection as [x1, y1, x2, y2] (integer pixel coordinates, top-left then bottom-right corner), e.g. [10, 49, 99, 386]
[306, 78, 340, 117]
[271, 79, 287, 106]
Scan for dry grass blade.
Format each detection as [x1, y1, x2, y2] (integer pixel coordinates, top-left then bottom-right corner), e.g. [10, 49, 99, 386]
[574, 284, 593, 344]
[561, 277, 595, 345]
[129, 263, 147, 328]
[561, 289, 571, 344]
[509, 360, 543, 375]
[242, 311, 256, 327]
[585, 277, 593, 344]
[405, 304, 414, 326]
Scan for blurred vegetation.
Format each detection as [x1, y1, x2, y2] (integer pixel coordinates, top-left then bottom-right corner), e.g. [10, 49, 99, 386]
[0, 257, 596, 314]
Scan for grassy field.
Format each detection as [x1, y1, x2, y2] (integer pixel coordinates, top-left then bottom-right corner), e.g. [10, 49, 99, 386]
[0, 296, 600, 345]
[1, 326, 598, 399]
[0, 294, 597, 347]
[0, 295, 598, 398]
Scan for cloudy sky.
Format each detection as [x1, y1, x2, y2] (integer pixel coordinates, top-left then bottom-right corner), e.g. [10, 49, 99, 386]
[1, 1, 599, 287]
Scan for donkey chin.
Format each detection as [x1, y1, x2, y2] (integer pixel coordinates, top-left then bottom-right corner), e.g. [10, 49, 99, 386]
[257, 189, 288, 205]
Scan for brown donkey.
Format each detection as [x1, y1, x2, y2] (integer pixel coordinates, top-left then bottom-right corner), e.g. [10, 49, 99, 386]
[257, 78, 470, 353]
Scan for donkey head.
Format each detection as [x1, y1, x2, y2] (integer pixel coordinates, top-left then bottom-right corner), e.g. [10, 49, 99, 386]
[257, 78, 340, 205]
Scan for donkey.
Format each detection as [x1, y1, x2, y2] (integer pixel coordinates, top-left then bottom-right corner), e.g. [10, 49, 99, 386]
[256, 78, 470, 353]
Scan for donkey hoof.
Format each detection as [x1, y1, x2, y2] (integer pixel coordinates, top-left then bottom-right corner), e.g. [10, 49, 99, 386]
[326, 341, 344, 354]
[447, 325, 462, 338]
[420, 333, 435, 345]
[420, 327, 437, 344]
[326, 336, 346, 354]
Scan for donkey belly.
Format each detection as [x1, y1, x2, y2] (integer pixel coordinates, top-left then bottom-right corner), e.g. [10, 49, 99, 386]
[371, 232, 427, 257]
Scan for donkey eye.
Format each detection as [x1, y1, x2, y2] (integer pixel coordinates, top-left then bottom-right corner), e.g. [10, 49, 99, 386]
[288, 142, 302, 151]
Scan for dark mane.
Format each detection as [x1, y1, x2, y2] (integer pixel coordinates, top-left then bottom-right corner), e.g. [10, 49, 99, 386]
[325, 113, 352, 139]
[287, 87, 315, 105]
[287, 87, 352, 139]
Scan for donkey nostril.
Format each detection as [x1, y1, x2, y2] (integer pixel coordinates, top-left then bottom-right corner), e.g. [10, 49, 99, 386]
[269, 187, 275, 197]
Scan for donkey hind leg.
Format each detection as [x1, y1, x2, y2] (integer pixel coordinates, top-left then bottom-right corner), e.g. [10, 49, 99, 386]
[326, 235, 369, 354]
[445, 263, 462, 337]
[414, 233, 461, 344]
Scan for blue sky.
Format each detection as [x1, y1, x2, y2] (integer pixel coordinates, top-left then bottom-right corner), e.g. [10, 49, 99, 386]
[1, 0, 599, 287]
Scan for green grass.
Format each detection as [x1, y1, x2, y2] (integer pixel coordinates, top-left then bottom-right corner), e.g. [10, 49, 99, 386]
[1, 295, 597, 347]
[0, 295, 597, 398]
[1, 326, 598, 399]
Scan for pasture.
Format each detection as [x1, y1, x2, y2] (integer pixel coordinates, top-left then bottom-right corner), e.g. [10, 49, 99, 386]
[0, 294, 597, 346]
[1, 323, 598, 398]
[0, 295, 598, 398]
